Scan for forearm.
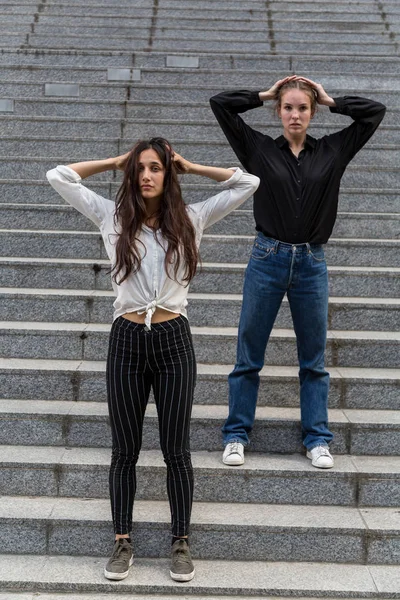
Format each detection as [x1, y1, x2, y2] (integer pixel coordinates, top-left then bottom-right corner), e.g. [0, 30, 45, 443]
[187, 163, 235, 182]
[330, 96, 386, 121]
[67, 157, 117, 179]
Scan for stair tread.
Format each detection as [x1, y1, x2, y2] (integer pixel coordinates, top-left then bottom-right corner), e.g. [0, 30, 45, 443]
[0, 553, 397, 595]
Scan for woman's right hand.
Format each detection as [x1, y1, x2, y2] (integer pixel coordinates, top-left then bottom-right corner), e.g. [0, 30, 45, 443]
[259, 75, 298, 101]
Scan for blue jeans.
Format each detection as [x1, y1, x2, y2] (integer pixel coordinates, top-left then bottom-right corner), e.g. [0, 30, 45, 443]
[223, 233, 333, 451]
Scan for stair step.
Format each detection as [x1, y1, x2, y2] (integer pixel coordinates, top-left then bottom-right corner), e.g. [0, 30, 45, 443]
[0, 180, 397, 213]
[2, 288, 399, 330]
[0, 399, 399, 455]
[1, 322, 399, 368]
[2, 205, 399, 238]
[1, 358, 399, 409]
[0, 445, 399, 506]
[1, 157, 398, 188]
[2, 230, 399, 266]
[2, 258, 399, 297]
[0, 553, 397, 597]
[0, 495, 398, 563]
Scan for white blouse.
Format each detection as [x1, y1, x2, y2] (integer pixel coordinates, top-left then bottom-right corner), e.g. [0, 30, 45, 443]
[46, 165, 259, 327]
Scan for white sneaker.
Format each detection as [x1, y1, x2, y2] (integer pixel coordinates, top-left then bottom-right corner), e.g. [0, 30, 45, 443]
[307, 445, 334, 469]
[222, 442, 245, 466]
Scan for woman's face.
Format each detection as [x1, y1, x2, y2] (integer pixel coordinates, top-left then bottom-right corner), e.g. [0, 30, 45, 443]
[138, 148, 166, 202]
[277, 89, 313, 138]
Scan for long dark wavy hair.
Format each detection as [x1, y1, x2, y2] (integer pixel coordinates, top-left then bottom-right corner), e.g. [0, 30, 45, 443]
[112, 137, 199, 286]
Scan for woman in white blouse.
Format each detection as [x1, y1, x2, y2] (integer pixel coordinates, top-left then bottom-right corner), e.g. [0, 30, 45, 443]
[47, 137, 259, 583]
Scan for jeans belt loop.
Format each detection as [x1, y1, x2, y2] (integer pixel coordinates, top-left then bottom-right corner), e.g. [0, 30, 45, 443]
[274, 239, 279, 254]
[306, 242, 311, 253]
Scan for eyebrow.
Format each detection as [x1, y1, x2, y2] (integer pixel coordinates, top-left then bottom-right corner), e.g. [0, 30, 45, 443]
[138, 161, 163, 166]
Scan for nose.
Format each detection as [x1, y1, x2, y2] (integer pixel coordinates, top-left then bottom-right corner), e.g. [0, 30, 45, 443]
[142, 168, 151, 181]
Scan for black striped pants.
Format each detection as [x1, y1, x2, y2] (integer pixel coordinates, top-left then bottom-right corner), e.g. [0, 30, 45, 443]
[106, 315, 196, 537]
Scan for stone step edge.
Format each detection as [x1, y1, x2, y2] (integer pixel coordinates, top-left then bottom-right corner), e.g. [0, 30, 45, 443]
[2, 134, 400, 151]
[2, 180, 399, 195]
[0, 158, 397, 172]
[1, 99, 400, 111]
[2, 287, 399, 306]
[0, 80, 399, 93]
[3, 64, 400, 75]
[2, 257, 399, 274]
[2, 46, 400, 62]
[3, 230, 400, 243]
[1, 398, 399, 427]
[2, 321, 400, 343]
[0, 553, 396, 597]
[0, 358, 398, 381]
[1, 446, 399, 482]
[0, 494, 398, 534]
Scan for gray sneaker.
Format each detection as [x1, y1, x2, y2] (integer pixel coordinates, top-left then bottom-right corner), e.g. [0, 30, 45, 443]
[104, 538, 134, 580]
[170, 539, 195, 582]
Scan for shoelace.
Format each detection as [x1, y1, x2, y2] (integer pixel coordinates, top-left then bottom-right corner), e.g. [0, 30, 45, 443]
[227, 442, 242, 455]
[111, 541, 130, 566]
[315, 446, 330, 457]
[173, 546, 191, 566]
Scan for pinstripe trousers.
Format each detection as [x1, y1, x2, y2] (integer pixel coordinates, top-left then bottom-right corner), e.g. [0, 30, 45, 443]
[106, 315, 196, 537]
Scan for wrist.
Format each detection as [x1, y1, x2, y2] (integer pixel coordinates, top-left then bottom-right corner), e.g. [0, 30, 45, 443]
[259, 91, 273, 102]
[321, 97, 336, 107]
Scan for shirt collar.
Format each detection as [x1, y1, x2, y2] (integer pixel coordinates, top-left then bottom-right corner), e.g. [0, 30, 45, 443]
[275, 134, 317, 150]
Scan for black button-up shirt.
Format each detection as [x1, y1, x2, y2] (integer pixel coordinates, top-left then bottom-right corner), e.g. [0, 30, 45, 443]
[210, 90, 386, 244]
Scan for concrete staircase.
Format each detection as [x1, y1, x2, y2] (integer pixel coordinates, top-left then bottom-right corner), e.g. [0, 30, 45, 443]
[0, 0, 400, 596]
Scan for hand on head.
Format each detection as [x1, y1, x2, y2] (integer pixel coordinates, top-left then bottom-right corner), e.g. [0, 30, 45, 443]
[268, 75, 332, 106]
[171, 150, 191, 174]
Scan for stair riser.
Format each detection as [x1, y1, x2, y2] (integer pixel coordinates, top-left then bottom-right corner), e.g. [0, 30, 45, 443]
[0, 461, 398, 507]
[0, 160, 398, 188]
[1, 232, 399, 267]
[2, 138, 400, 169]
[1, 183, 397, 214]
[18, 16, 390, 34]
[2, 263, 398, 297]
[2, 66, 400, 88]
[2, 295, 399, 331]
[0, 412, 398, 456]
[1, 329, 398, 368]
[1, 367, 398, 409]
[0, 517, 396, 564]
[2, 207, 399, 239]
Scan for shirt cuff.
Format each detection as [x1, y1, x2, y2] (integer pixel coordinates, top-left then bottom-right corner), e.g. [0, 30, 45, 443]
[55, 165, 82, 182]
[329, 97, 346, 114]
[219, 167, 243, 188]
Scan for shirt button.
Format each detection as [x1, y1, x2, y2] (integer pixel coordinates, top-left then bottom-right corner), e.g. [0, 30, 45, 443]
[297, 180, 300, 183]
[296, 197, 300, 201]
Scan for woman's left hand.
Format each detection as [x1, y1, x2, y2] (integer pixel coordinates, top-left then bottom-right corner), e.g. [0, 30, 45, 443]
[172, 151, 192, 174]
[295, 76, 336, 107]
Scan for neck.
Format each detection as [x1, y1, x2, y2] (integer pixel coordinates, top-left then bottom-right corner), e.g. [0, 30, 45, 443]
[284, 131, 307, 156]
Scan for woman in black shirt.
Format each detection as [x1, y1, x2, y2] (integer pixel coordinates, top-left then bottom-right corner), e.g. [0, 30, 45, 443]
[210, 75, 385, 469]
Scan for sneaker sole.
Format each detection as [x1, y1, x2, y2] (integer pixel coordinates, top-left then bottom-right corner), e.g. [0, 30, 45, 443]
[170, 568, 195, 582]
[104, 556, 134, 580]
[222, 455, 244, 466]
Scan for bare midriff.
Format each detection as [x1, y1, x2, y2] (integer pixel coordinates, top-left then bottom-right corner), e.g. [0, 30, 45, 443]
[122, 307, 181, 324]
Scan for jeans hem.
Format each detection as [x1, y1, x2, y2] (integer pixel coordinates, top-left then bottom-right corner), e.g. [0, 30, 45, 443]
[306, 442, 330, 451]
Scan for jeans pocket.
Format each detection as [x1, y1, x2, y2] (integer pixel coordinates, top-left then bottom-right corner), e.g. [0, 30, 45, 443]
[308, 247, 326, 262]
[251, 241, 273, 261]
